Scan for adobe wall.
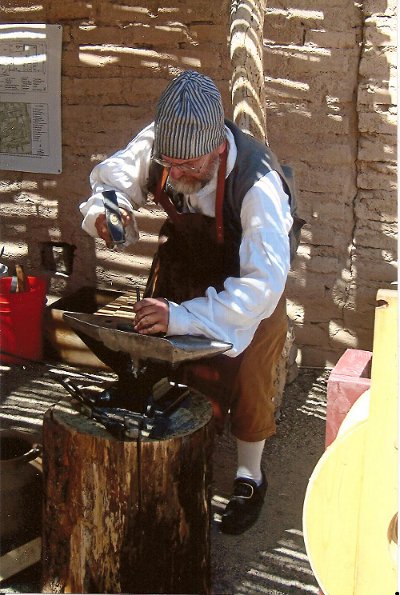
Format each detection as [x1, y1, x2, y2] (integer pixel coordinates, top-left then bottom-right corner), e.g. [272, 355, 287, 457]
[0, 0, 397, 366]
[264, 0, 397, 365]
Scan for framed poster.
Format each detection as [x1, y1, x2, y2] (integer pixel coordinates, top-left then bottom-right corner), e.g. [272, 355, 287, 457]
[0, 23, 62, 174]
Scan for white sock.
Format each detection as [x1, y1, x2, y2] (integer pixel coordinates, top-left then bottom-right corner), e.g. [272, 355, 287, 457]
[236, 438, 265, 485]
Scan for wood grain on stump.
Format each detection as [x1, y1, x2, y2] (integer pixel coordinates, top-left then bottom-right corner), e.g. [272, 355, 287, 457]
[41, 392, 213, 594]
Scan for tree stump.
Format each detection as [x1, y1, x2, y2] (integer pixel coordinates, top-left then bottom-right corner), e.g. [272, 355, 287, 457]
[41, 392, 214, 594]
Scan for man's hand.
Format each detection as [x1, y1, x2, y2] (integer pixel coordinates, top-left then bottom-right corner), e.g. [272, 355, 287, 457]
[95, 208, 132, 248]
[132, 298, 169, 335]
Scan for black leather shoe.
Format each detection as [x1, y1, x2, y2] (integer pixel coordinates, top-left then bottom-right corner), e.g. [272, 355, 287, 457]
[220, 470, 268, 535]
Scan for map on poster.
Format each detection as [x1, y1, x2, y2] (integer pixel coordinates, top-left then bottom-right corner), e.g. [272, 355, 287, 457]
[0, 24, 62, 174]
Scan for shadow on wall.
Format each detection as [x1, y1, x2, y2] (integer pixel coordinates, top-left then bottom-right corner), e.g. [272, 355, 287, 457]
[0, 0, 231, 297]
[262, 0, 397, 366]
[0, 1, 396, 367]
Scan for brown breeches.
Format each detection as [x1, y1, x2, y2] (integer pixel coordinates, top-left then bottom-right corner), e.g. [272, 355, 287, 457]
[173, 294, 288, 442]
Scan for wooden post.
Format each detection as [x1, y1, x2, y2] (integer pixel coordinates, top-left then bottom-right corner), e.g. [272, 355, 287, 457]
[41, 392, 213, 594]
[230, 0, 267, 142]
[230, 0, 299, 402]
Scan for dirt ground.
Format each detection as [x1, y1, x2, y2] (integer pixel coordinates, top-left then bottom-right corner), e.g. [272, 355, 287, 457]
[0, 360, 328, 594]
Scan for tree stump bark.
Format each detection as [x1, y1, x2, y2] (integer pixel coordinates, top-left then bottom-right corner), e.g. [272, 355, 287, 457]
[41, 392, 214, 594]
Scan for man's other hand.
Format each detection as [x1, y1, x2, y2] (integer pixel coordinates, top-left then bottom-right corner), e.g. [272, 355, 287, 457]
[132, 298, 169, 335]
[94, 208, 132, 248]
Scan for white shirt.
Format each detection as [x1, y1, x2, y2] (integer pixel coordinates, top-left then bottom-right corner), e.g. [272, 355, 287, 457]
[80, 123, 293, 356]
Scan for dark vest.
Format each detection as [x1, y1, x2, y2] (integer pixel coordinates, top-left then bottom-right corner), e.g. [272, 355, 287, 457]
[147, 120, 304, 266]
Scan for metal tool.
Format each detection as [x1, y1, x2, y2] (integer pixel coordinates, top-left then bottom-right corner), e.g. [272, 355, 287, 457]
[102, 190, 126, 247]
[61, 311, 232, 439]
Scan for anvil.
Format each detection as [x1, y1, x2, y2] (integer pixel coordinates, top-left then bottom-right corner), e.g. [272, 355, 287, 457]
[61, 311, 232, 439]
[63, 312, 231, 365]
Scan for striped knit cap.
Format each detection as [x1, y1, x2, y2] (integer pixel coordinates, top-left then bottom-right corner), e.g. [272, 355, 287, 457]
[153, 70, 226, 160]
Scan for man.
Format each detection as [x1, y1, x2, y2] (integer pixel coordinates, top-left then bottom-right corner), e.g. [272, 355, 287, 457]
[80, 70, 301, 534]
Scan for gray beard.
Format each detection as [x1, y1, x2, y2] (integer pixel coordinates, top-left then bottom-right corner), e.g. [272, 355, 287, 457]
[169, 177, 203, 195]
[168, 155, 219, 196]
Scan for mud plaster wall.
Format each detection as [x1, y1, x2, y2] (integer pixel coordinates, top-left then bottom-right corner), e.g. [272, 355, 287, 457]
[0, 0, 397, 367]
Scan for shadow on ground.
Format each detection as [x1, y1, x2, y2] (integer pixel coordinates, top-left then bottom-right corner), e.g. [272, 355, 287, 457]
[0, 362, 328, 594]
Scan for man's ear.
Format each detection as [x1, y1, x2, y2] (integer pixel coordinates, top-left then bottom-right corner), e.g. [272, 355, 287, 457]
[217, 140, 227, 155]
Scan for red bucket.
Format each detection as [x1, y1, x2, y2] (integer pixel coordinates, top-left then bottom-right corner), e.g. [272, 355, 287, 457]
[0, 276, 47, 364]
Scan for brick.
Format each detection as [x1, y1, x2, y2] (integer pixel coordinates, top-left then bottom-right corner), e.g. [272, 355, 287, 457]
[295, 322, 330, 347]
[264, 12, 307, 45]
[355, 191, 397, 222]
[278, 139, 356, 165]
[360, 47, 397, 74]
[1, 201, 38, 217]
[286, 297, 339, 323]
[358, 111, 397, 134]
[264, 45, 359, 77]
[358, 133, 397, 162]
[358, 81, 397, 105]
[299, 345, 340, 368]
[351, 249, 397, 282]
[365, 21, 397, 46]
[47, 0, 94, 20]
[0, 2, 47, 21]
[329, 322, 360, 349]
[305, 30, 360, 48]
[189, 23, 228, 44]
[71, 23, 194, 47]
[363, 0, 397, 16]
[299, 162, 357, 194]
[355, 222, 397, 250]
[357, 162, 397, 190]
[97, 0, 226, 25]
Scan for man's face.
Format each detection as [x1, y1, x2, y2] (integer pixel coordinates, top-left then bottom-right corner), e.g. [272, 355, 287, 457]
[162, 151, 220, 195]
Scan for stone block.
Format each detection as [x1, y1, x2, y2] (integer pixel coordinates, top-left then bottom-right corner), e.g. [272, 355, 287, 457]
[328, 321, 359, 349]
[295, 322, 330, 347]
[305, 30, 359, 48]
[363, 0, 397, 17]
[325, 349, 372, 447]
[264, 45, 359, 77]
[355, 222, 397, 250]
[267, 108, 354, 139]
[97, 22, 196, 46]
[264, 13, 306, 45]
[358, 111, 397, 135]
[364, 20, 396, 46]
[355, 191, 397, 221]
[298, 345, 339, 368]
[299, 162, 357, 194]
[0, 2, 47, 21]
[48, 0, 94, 20]
[351, 251, 397, 284]
[358, 134, 396, 162]
[189, 24, 228, 44]
[359, 48, 397, 75]
[358, 81, 397, 106]
[357, 162, 397, 190]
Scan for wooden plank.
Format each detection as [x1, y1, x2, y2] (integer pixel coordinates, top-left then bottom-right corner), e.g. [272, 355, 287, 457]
[303, 289, 398, 594]
[0, 537, 41, 583]
[355, 289, 398, 593]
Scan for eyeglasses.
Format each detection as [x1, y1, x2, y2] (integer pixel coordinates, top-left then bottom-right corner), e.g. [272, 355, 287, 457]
[152, 155, 208, 174]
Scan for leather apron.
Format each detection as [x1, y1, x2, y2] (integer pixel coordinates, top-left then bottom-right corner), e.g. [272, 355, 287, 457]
[144, 152, 288, 440]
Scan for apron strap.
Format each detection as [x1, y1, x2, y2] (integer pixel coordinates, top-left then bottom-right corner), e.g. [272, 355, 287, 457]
[215, 143, 227, 244]
[154, 167, 181, 226]
[154, 144, 228, 244]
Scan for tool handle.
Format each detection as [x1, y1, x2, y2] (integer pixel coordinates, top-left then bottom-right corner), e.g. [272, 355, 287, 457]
[102, 190, 126, 246]
[15, 264, 28, 292]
